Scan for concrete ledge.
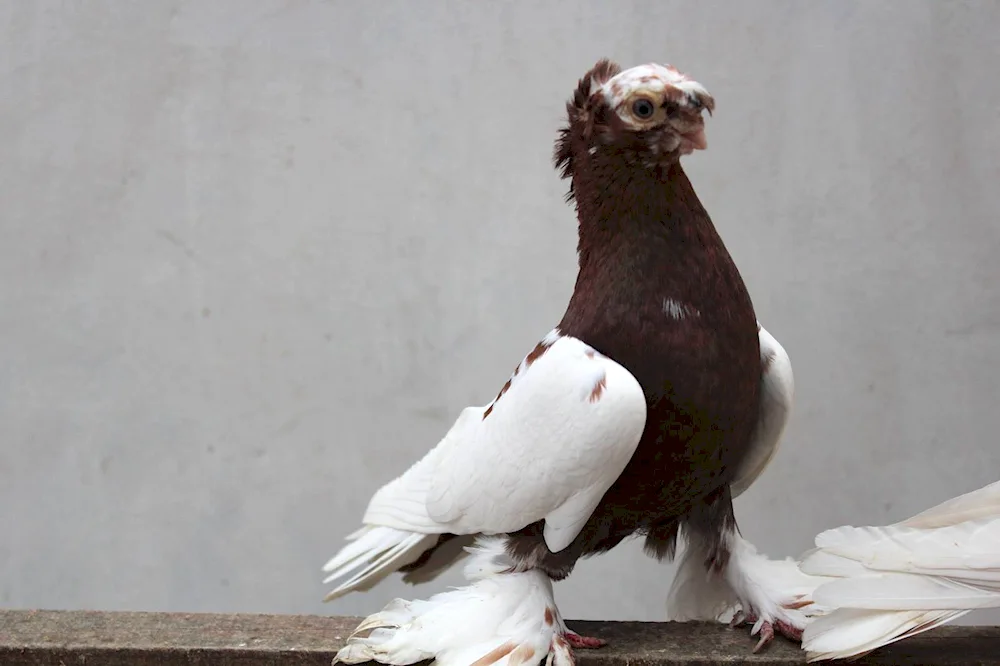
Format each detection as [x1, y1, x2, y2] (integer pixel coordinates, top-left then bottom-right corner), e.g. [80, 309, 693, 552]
[1, 610, 999, 665]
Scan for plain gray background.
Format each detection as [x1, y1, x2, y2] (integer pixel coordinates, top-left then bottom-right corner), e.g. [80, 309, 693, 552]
[2, 1, 999, 625]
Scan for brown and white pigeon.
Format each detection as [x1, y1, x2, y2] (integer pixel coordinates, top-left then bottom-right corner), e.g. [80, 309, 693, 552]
[322, 59, 802, 666]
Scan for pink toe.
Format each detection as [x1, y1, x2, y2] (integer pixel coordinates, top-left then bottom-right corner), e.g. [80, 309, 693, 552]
[752, 621, 774, 653]
[563, 632, 607, 649]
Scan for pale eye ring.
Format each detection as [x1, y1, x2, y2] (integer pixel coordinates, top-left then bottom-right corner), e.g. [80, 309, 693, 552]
[631, 98, 656, 120]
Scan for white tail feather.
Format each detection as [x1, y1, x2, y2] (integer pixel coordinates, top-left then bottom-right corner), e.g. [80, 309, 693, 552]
[813, 573, 1000, 610]
[322, 419, 468, 601]
[400, 535, 476, 586]
[323, 526, 438, 601]
[804, 607, 968, 662]
[669, 479, 1000, 660]
[811, 520, 1000, 585]
[798, 548, 871, 579]
[901, 480, 1000, 529]
[800, 480, 1000, 661]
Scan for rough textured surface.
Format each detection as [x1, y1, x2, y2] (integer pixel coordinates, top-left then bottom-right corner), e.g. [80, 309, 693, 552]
[1, 611, 1000, 666]
[2, 0, 1000, 625]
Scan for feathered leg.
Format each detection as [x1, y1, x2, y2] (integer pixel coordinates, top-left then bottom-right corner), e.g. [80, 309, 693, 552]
[335, 537, 593, 666]
[665, 487, 826, 652]
[503, 524, 609, 649]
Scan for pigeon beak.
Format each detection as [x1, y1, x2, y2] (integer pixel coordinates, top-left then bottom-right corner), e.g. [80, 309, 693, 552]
[677, 116, 708, 153]
[682, 126, 708, 151]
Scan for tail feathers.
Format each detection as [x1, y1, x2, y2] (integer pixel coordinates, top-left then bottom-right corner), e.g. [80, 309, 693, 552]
[812, 520, 1000, 579]
[323, 525, 438, 601]
[901, 479, 1000, 529]
[803, 607, 969, 662]
[322, 409, 484, 601]
[799, 494, 1000, 661]
[401, 534, 476, 586]
[813, 572, 1000, 611]
[799, 548, 871, 578]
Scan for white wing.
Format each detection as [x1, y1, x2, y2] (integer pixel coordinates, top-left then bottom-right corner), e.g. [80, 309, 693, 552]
[323, 329, 646, 599]
[425, 333, 647, 551]
[730, 323, 794, 498]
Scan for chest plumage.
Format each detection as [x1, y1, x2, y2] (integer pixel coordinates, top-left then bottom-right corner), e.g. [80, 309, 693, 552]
[553, 160, 761, 562]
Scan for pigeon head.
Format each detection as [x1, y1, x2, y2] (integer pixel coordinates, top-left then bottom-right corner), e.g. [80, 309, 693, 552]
[555, 59, 715, 186]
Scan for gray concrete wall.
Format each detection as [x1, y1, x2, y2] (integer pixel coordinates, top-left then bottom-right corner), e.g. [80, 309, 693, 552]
[2, 0, 999, 625]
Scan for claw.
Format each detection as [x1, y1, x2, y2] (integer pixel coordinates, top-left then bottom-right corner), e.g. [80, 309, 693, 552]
[753, 621, 774, 653]
[350, 616, 385, 635]
[747, 616, 804, 653]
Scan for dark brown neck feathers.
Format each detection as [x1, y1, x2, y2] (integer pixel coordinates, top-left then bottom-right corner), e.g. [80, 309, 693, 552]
[574, 157, 718, 268]
[549, 141, 762, 566]
[558, 152, 750, 347]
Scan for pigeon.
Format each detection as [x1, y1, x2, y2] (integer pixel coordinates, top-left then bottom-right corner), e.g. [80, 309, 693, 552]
[322, 58, 802, 666]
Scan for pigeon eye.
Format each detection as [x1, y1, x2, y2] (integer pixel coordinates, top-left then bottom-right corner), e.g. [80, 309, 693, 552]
[631, 98, 656, 120]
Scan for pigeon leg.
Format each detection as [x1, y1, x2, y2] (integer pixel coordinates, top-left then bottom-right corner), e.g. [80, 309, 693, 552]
[551, 605, 607, 649]
[335, 537, 579, 666]
[719, 538, 821, 652]
[677, 488, 821, 653]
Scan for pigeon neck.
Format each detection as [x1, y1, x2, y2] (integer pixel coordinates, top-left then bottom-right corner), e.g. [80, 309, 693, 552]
[571, 160, 722, 275]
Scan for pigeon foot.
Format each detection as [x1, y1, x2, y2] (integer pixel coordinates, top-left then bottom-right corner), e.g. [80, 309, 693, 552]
[720, 534, 825, 653]
[334, 537, 578, 666]
[731, 609, 805, 652]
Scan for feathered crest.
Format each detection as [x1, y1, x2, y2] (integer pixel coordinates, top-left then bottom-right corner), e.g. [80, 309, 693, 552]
[553, 59, 622, 198]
